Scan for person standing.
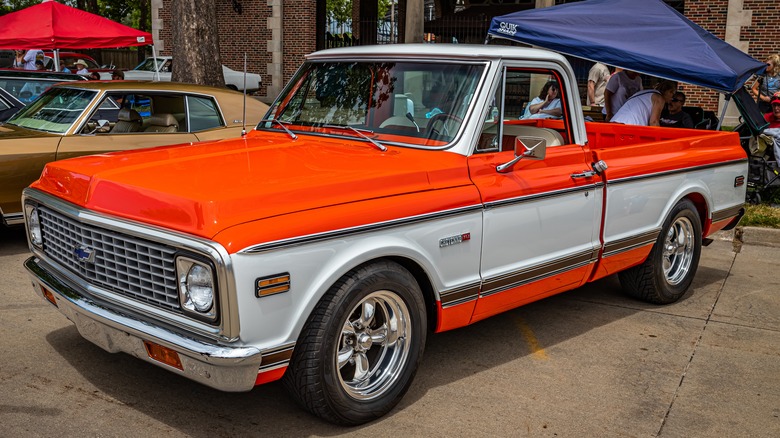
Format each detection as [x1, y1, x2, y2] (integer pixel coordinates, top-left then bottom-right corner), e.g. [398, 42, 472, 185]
[22, 49, 43, 70]
[751, 54, 780, 113]
[603, 70, 642, 121]
[611, 80, 677, 126]
[587, 62, 610, 106]
[660, 91, 694, 128]
[761, 95, 780, 162]
[12, 50, 25, 69]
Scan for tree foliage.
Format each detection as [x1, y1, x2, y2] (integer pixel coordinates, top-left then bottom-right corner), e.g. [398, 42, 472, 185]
[0, 0, 149, 31]
[326, 0, 351, 27]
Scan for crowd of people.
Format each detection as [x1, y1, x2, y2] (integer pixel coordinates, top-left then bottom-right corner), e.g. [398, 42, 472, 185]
[585, 54, 780, 138]
[10, 47, 125, 81]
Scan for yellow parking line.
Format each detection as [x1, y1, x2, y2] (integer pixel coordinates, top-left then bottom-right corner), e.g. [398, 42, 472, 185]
[515, 316, 548, 360]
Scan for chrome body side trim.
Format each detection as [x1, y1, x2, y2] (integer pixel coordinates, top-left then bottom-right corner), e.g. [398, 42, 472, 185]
[602, 228, 661, 258]
[440, 282, 481, 308]
[2, 211, 24, 226]
[608, 159, 748, 186]
[240, 204, 484, 254]
[481, 249, 598, 298]
[711, 204, 744, 223]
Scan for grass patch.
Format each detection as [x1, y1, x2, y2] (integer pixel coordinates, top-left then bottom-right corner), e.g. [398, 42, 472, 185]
[741, 203, 780, 228]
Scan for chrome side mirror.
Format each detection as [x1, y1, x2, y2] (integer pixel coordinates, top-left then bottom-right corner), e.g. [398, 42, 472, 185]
[515, 136, 547, 160]
[95, 119, 111, 133]
[496, 136, 547, 173]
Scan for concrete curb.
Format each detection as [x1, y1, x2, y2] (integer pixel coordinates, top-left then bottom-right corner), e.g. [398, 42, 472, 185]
[712, 226, 780, 248]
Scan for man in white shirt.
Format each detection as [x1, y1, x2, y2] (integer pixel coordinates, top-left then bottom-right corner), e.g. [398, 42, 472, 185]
[603, 70, 642, 121]
[23, 49, 43, 70]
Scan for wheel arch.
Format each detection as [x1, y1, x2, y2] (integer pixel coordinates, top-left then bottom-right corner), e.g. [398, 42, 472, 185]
[332, 256, 439, 334]
[384, 256, 438, 332]
[682, 191, 709, 232]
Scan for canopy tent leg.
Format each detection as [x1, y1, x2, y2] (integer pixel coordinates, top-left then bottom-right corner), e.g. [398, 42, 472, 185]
[53, 49, 60, 72]
[152, 45, 159, 81]
[717, 94, 730, 130]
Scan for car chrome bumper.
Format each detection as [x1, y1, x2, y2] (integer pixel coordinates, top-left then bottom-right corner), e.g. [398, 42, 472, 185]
[25, 256, 264, 392]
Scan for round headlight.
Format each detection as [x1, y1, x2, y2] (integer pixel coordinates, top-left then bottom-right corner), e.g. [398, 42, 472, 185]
[27, 206, 43, 247]
[186, 264, 214, 312]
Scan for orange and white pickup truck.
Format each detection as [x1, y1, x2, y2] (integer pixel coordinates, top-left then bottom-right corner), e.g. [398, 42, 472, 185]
[23, 45, 746, 425]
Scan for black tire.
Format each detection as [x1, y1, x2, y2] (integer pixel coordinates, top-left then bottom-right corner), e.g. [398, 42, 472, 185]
[283, 260, 427, 425]
[618, 199, 702, 304]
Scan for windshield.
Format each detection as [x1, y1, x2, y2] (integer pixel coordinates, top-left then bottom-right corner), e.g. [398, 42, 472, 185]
[134, 58, 165, 72]
[0, 78, 62, 104]
[6, 87, 97, 134]
[260, 61, 484, 148]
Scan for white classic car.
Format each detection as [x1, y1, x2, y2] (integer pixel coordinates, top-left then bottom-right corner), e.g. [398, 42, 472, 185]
[113, 56, 262, 92]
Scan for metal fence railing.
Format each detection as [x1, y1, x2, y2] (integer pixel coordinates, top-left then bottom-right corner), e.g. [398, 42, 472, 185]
[326, 16, 492, 48]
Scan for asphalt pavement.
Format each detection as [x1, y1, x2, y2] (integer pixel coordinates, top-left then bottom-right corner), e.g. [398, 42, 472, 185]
[1, 225, 779, 437]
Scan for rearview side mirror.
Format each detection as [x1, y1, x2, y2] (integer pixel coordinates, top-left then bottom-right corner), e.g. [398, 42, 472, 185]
[96, 119, 111, 133]
[496, 135, 548, 173]
[515, 136, 547, 160]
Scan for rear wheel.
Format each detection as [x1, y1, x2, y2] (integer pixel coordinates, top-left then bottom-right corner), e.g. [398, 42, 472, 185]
[619, 199, 702, 304]
[283, 261, 426, 425]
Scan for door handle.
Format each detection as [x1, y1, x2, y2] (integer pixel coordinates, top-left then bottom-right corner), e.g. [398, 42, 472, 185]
[571, 170, 597, 179]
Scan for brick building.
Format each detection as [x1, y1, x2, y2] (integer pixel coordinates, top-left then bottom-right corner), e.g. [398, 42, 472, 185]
[152, 0, 779, 123]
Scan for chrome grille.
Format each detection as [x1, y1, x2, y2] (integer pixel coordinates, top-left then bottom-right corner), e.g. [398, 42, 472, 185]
[38, 207, 180, 311]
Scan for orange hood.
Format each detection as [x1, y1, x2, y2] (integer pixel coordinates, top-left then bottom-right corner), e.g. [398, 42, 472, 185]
[33, 130, 475, 239]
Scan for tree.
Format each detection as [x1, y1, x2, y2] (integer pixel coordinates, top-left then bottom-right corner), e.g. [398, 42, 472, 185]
[327, 0, 351, 34]
[170, 0, 224, 87]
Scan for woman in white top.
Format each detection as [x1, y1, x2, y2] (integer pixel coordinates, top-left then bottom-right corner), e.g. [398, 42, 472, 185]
[611, 80, 677, 126]
[521, 81, 562, 119]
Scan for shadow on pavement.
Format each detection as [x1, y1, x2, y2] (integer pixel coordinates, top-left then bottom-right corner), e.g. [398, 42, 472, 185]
[41, 271, 727, 435]
[0, 225, 29, 257]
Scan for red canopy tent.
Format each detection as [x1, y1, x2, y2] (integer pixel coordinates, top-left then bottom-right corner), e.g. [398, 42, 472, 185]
[0, 0, 152, 49]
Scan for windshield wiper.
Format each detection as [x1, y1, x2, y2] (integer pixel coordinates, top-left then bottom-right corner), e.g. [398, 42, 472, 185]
[322, 124, 387, 151]
[259, 118, 298, 140]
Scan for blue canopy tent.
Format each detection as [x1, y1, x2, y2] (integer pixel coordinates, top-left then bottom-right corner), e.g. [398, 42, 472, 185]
[486, 0, 766, 94]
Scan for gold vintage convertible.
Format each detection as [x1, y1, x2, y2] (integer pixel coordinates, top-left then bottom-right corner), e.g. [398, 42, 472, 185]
[0, 81, 268, 226]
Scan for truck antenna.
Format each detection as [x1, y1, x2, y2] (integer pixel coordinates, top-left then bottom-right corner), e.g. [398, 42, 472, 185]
[242, 53, 247, 137]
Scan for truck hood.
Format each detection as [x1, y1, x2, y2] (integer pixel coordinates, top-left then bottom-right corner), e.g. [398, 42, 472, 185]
[33, 130, 473, 238]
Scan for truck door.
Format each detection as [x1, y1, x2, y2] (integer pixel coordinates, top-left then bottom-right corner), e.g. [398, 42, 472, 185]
[467, 65, 602, 322]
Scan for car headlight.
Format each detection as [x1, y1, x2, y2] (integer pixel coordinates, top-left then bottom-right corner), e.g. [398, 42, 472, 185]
[176, 256, 217, 321]
[25, 204, 43, 248]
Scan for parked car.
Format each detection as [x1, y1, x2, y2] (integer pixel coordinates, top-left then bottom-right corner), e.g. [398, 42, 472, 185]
[119, 56, 262, 92]
[0, 86, 25, 121]
[0, 80, 268, 226]
[0, 69, 86, 104]
[21, 44, 747, 425]
[42, 51, 114, 73]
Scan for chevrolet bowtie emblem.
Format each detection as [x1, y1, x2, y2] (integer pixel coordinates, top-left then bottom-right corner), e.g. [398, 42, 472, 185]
[74, 245, 96, 264]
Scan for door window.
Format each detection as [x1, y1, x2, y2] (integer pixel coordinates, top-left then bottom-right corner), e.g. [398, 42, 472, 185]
[477, 67, 570, 153]
[186, 95, 224, 131]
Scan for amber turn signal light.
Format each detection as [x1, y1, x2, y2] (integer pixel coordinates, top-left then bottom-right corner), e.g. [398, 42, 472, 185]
[144, 341, 183, 370]
[41, 286, 58, 307]
[255, 273, 290, 297]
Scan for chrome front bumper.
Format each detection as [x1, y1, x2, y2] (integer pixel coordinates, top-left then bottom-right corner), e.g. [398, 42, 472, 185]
[25, 256, 264, 392]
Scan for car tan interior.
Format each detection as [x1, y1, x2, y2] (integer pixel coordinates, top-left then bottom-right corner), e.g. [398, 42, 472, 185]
[143, 113, 179, 133]
[480, 123, 564, 152]
[111, 108, 143, 133]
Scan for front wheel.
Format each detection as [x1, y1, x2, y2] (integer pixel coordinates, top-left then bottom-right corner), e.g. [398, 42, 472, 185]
[619, 199, 702, 304]
[283, 261, 427, 425]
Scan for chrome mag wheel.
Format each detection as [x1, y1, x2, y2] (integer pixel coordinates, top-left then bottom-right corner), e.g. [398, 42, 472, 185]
[336, 290, 411, 401]
[662, 216, 695, 286]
